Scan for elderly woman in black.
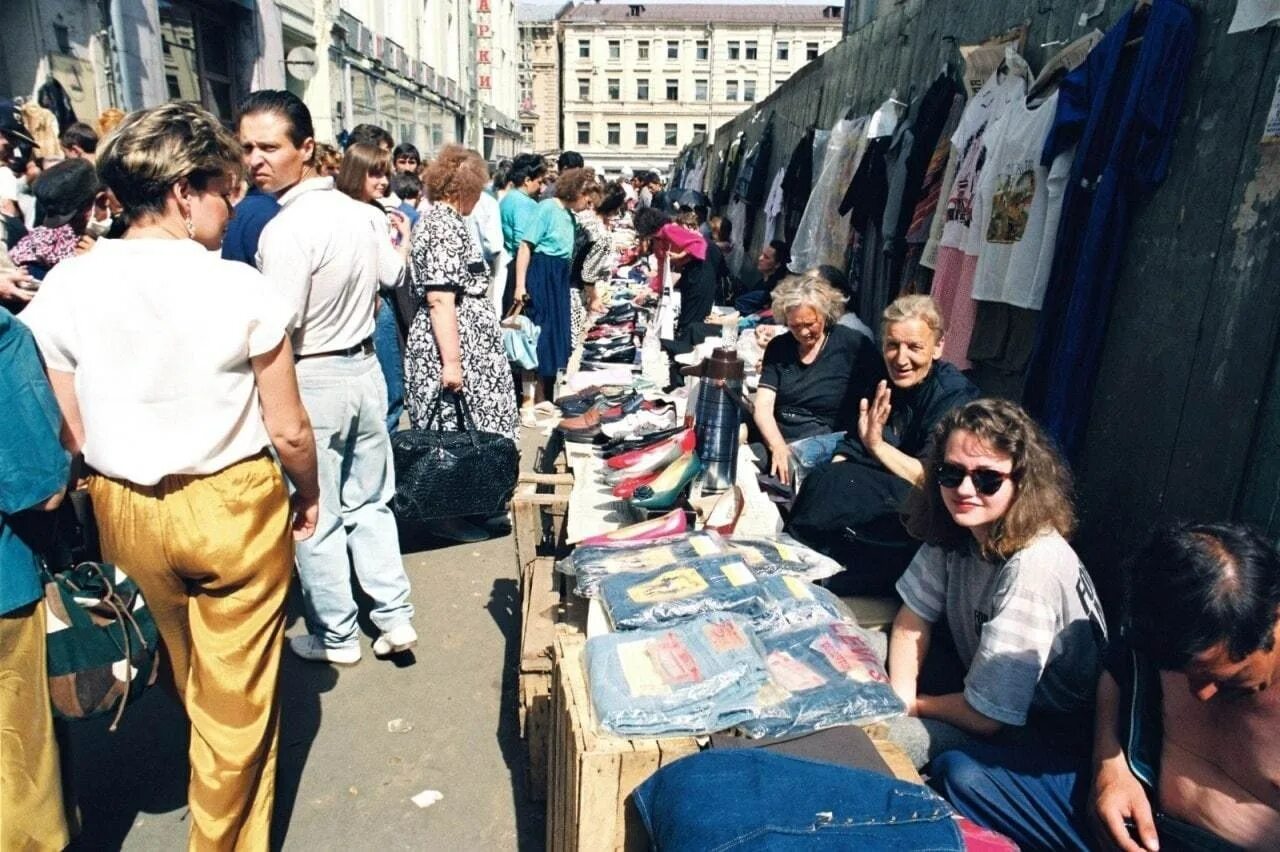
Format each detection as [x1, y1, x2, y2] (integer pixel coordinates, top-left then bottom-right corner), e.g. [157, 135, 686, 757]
[753, 273, 880, 485]
[788, 294, 979, 595]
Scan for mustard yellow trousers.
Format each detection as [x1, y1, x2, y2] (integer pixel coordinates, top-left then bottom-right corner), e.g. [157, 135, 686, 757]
[88, 453, 293, 851]
[0, 601, 70, 852]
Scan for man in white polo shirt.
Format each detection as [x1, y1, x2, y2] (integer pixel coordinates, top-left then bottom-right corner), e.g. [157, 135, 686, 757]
[241, 90, 415, 664]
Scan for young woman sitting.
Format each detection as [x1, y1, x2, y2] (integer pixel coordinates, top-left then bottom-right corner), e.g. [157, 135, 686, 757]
[884, 398, 1109, 781]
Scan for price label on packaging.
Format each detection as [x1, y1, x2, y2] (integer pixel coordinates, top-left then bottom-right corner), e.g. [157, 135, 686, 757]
[617, 640, 672, 697]
[704, 618, 748, 652]
[766, 650, 827, 692]
[647, 632, 703, 685]
[812, 625, 890, 683]
[719, 561, 756, 587]
[627, 568, 708, 603]
[783, 575, 814, 600]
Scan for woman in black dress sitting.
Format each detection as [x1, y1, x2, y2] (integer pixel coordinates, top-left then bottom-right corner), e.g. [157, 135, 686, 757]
[788, 294, 979, 595]
[753, 273, 881, 485]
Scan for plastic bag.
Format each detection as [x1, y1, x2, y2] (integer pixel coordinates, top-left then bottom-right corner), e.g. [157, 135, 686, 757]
[789, 117, 869, 272]
[754, 575, 849, 637]
[598, 554, 770, 631]
[739, 621, 905, 738]
[787, 431, 846, 491]
[586, 613, 770, 737]
[556, 532, 730, 598]
[726, 534, 844, 582]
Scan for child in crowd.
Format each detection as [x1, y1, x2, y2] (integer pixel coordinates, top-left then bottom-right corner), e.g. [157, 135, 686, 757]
[9, 158, 101, 279]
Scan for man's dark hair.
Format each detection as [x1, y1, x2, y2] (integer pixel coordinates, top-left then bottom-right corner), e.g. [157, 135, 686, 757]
[813, 264, 850, 295]
[390, 172, 421, 200]
[59, 121, 98, 154]
[493, 157, 513, 188]
[768, 239, 791, 269]
[392, 142, 420, 162]
[237, 90, 315, 147]
[1127, 522, 1280, 669]
[633, 206, 670, 238]
[508, 152, 547, 187]
[596, 182, 628, 218]
[557, 150, 584, 171]
[347, 123, 394, 151]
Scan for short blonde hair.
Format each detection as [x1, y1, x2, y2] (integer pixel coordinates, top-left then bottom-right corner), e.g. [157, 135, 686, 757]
[771, 273, 846, 329]
[422, 144, 488, 203]
[881, 294, 944, 341]
[96, 107, 126, 138]
[97, 102, 242, 218]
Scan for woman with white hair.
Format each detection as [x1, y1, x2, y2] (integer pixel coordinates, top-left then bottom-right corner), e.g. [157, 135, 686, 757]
[753, 273, 880, 485]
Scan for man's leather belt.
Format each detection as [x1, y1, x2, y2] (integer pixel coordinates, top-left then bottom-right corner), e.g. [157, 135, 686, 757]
[295, 336, 375, 360]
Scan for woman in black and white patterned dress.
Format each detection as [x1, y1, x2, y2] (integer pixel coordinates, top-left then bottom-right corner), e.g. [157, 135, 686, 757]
[404, 145, 518, 449]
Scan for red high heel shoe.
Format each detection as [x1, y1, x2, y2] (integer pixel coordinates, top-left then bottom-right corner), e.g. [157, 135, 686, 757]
[691, 485, 744, 535]
[578, 509, 687, 546]
[611, 470, 661, 499]
[605, 428, 696, 471]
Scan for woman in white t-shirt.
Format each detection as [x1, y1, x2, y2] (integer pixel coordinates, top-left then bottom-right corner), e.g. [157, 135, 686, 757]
[20, 101, 319, 849]
[884, 398, 1108, 784]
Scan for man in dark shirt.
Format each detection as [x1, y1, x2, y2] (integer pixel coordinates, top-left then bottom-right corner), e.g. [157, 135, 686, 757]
[222, 184, 280, 266]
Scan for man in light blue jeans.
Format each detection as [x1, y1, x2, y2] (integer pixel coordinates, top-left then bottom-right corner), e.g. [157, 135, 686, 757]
[243, 91, 416, 663]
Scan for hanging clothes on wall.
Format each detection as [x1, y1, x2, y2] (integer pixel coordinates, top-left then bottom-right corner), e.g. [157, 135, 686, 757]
[781, 127, 816, 244]
[714, 133, 746, 208]
[734, 115, 776, 245]
[840, 134, 891, 323]
[901, 93, 965, 292]
[790, 117, 870, 274]
[1024, 0, 1197, 457]
[929, 53, 1032, 370]
[762, 166, 787, 246]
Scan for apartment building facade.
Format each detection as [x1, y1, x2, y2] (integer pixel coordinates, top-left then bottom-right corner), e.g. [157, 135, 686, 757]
[517, 2, 571, 154]
[558, 3, 843, 175]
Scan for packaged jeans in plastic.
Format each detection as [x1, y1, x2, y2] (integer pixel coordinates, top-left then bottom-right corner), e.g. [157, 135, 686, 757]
[585, 613, 770, 736]
[558, 532, 731, 598]
[726, 534, 843, 582]
[754, 575, 849, 637]
[599, 554, 770, 631]
[739, 621, 905, 738]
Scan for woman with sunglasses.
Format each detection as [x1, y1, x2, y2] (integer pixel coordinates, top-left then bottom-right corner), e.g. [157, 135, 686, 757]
[883, 398, 1108, 785]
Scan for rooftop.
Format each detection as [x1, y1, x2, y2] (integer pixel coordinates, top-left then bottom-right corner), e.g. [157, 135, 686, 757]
[517, 2, 573, 23]
[560, 3, 844, 25]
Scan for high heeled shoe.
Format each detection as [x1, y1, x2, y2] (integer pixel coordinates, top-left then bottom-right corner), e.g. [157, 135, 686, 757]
[578, 508, 687, 546]
[601, 426, 688, 458]
[604, 428, 696, 473]
[690, 485, 744, 535]
[630, 452, 703, 511]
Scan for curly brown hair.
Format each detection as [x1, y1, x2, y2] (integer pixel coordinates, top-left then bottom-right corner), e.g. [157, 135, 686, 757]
[554, 167, 595, 202]
[904, 398, 1076, 560]
[422, 144, 489, 203]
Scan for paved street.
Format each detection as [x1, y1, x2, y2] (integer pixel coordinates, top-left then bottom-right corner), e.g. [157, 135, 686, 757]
[64, 436, 546, 851]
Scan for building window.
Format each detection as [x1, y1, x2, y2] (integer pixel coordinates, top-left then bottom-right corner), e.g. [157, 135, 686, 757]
[578, 39, 589, 58]
[522, 123, 535, 146]
[637, 40, 649, 60]
[608, 78, 620, 100]
[159, 1, 236, 120]
[806, 42, 820, 60]
[694, 79, 707, 101]
[693, 122, 707, 138]
[607, 122, 620, 145]
[667, 40, 679, 60]
[696, 40, 709, 61]
[744, 80, 757, 102]
[635, 123, 649, 146]
[726, 80, 739, 101]
[728, 41, 740, 60]
[578, 77, 590, 100]
[577, 121, 590, 144]
[665, 79, 679, 101]
[608, 40, 621, 60]
[637, 78, 649, 100]
[664, 123, 678, 147]
[776, 41, 789, 61]
[745, 41, 758, 61]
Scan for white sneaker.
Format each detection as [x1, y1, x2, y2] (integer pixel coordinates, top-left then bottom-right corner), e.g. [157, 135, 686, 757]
[289, 634, 361, 665]
[372, 623, 419, 657]
[520, 407, 538, 428]
[600, 406, 678, 439]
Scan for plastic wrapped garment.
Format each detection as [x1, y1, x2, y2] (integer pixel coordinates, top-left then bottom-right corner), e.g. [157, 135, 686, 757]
[740, 621, 905, 738]
[784, 431, 847, 491]
[789, 117, 869, 273]
[558, 532, 843, 598]
[753, 575, 849, 637]
[599, 554, 771, 630]
[585, 613, 770, 736]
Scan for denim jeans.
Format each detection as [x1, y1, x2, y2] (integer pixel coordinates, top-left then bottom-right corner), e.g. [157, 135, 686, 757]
[598, 555, 770, 631]
[293, 351, 413, 647]
[740, 621, 905, 738]
[753, 575, 847, 637]
[585, 613, 769, 736]
[635, 750, 964, 851]
[559, 532, 732, 598]
[373, 293, 405, 434]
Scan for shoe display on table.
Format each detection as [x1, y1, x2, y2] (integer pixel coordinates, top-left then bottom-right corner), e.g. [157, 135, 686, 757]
[610, 469, 661, 499]
[600, 403, 678, 439]
[600, 425, 688, 458]
[630, 451, 704, 511]
[605, 428, 696, 471]
[690, 485, 744, 535]
[557, 394, 645, 441]
[289, 634, 361, 665]
[581, 344, 637, 365]
[579, 508, 688, 546]
[432, 515, 491, 543]
[555, 386, 635, 418]
[372, 623, 419, 657]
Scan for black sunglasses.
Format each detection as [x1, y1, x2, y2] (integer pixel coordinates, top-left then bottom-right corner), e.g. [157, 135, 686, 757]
[935, 462, 1013, 496]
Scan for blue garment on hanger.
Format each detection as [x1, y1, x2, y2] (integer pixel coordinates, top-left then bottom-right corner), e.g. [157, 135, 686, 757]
[1024, 0, 1196, 457]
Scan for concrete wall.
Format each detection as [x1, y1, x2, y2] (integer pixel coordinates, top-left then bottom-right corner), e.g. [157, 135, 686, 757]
[699, 0, 1280, 600]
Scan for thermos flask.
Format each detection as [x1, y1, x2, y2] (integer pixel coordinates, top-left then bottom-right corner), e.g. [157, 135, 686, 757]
[688, 347, 744, 494]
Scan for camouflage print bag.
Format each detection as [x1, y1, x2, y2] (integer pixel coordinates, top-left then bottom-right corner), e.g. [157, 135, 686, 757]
[42, 561, 161, 731]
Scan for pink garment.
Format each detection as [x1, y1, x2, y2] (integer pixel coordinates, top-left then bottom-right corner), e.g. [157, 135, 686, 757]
[931, 245, 978, 371]
[9, 224, 78, 270]
[657, 223, 707, 262]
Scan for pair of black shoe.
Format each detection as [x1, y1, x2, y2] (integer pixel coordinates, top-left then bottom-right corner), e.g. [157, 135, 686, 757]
[582, 340, 637, 364]
[599, 424, 686, 456]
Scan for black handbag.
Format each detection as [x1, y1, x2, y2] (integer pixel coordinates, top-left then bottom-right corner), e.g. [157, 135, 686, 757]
[390, 391, 519, 522]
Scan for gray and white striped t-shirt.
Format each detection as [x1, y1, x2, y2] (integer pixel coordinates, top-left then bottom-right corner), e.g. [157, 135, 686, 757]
[895, 531, 1108, 726]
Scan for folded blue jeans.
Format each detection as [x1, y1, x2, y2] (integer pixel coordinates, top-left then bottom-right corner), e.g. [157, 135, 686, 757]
[598, 554, 770, 630]
[585, 613, 769, 736]
[635, 750, 963, 851]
